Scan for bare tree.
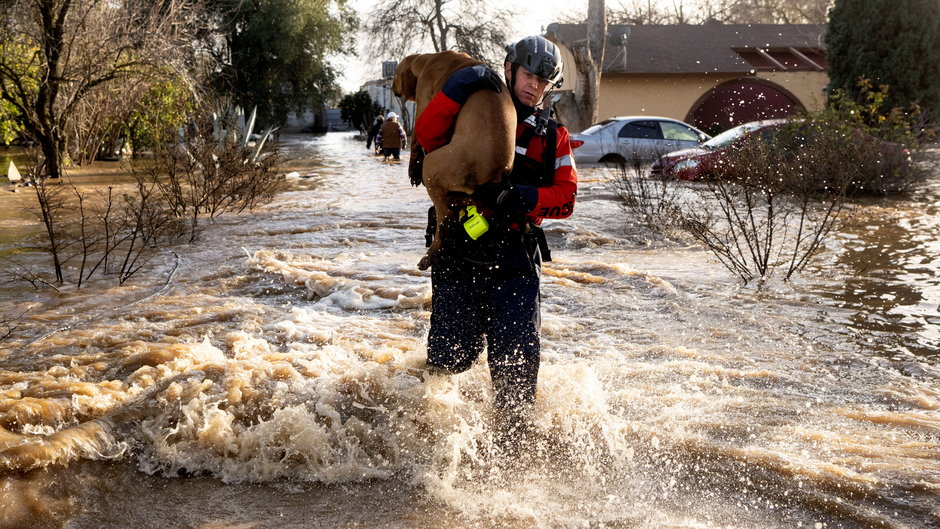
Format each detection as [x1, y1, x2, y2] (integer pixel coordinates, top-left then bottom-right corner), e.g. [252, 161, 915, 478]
[67, 75, 152, 165]
[0, 0, 204, 179]
[363, 0, 514, 67]
[720, 0, 833, 24]
[609, 0, 696, 24]
[610, 0, 833, 25]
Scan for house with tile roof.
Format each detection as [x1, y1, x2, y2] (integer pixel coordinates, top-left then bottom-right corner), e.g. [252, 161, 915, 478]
[544, 23, 828, 134]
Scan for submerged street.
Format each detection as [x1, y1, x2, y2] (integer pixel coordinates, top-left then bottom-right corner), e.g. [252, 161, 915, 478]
[0, 133, 937, 529]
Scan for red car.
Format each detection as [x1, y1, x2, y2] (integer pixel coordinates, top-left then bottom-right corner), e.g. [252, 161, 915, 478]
[649, 119, 912, 186]
[648, 119, 787, 181]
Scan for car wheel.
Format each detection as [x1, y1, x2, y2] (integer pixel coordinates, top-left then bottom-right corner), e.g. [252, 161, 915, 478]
[599, 154, 626, 167]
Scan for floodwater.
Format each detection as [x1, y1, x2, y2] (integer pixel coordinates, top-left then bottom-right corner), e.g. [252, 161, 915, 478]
[0, 133, 937, 529]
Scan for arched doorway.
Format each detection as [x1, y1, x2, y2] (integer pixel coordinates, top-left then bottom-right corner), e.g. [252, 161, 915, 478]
[687, 78, 803, 135]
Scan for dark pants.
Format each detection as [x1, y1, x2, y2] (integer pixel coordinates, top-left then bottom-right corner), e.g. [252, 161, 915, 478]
[382, 147, 401, 160]
[427, 258, 541, 414]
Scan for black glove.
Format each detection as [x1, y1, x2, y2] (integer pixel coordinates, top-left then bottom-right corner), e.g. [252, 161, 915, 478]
[442, 65, 503, 105]
[473, 182, 533, 217]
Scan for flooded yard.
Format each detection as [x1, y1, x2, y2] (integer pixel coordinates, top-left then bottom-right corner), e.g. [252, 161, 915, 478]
[0, 133, 937, 529]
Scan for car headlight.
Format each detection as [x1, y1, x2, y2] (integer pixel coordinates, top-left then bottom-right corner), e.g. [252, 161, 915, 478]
[672, 158, 700, 172]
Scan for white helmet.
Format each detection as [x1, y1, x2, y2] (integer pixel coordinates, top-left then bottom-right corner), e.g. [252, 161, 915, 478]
[386, 112, 398, 119]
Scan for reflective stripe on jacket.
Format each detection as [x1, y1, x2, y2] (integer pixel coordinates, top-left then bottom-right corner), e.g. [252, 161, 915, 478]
[511, 114, 577, 223]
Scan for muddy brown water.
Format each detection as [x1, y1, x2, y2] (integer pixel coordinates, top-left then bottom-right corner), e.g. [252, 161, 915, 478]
[0, 134, 937, 529]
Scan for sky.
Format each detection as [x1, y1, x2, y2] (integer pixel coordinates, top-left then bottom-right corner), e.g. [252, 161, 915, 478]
[338, 0, 589, 93]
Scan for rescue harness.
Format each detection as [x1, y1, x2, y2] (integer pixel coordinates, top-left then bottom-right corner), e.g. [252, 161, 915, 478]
[424, 109, 557, 263]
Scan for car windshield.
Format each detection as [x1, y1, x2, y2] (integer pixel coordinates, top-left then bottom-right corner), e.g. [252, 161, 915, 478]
[703, 123, 769, 149]
[580, 119, 618, 135]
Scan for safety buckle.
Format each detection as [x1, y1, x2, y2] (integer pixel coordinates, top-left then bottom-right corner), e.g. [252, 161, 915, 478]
[462, 205, 489, 240]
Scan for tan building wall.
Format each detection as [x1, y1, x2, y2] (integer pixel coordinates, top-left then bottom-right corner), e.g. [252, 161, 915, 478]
[756, 71, 829, 112]
[594, 71, 829, 125]
[552, 37, 829, 131]
[596, 74, 742, 122]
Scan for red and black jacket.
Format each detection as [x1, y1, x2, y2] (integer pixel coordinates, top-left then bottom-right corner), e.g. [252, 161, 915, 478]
[415, 90, 578, 229]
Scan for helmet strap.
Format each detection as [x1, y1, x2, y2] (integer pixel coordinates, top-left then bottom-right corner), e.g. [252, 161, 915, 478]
[506, 63, 518, 98]
[536, 86, 556, 108]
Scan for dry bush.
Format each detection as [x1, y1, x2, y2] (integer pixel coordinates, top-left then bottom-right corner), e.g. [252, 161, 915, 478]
[26, 177, 181, 286]
[21, 107, 284, 287]
[0, 312, 25, 342]
[733, 120, 920, 196]
[680, 122, 856, 282]
[609, 148, 687, 239]
[613, 122, 865, 283]
[133, 109, 285, 243]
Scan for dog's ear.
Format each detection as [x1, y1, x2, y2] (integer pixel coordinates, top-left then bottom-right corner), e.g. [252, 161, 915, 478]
[392, 55, 419, 101]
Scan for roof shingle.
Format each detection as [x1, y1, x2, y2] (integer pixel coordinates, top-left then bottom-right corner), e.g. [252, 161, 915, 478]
[545, 23, 826, 74]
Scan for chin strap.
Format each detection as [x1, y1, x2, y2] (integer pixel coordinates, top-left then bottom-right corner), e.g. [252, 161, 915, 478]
[536, 85, 556, 109]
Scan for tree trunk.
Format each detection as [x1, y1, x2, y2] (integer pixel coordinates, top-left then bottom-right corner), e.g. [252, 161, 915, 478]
[551, 0, 606, 132]
[583, 0, 607, 128]
[434, 0, 448, 51]
[38, 133, 65, 180]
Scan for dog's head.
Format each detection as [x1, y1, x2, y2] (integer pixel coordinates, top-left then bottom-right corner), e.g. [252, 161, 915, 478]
[392, 54, 419, 102]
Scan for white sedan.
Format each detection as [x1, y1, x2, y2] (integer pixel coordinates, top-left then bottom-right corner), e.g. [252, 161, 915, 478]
[569, 116, 710, 166]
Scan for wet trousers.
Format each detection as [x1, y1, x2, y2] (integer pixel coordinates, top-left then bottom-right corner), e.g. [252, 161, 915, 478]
[427, 262, 541, 414]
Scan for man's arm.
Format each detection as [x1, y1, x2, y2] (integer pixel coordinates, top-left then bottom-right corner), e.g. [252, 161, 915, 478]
[414, 94, 462, 152]
[414, 65, 503, 152]
[530, 125, 577, 220]
[473, 125, 577, 222]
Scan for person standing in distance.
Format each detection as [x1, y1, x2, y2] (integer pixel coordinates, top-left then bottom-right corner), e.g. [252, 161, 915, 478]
[376, 112, 406, 161]
[413, 36, 577, 446]
[366, 115, 384, 154]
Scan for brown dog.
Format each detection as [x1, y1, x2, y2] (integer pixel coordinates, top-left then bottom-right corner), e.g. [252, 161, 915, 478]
[392, 51, 515, 270]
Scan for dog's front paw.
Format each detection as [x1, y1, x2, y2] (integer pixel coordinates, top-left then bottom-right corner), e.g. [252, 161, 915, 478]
[409, 147, 425, 187]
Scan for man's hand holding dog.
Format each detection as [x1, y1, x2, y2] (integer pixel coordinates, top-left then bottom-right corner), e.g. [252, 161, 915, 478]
[442, 65, 503, 105]
[473, 182, 537, 219]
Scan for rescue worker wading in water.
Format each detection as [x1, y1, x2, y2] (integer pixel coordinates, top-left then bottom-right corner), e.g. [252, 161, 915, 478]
[413, 36, 578, 445]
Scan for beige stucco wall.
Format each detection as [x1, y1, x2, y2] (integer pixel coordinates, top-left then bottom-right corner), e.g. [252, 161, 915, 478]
[757, 71, 829, 112]
[595, 71, 829, 124]
[596, 74, 741, 122]
[549, 39, 830, 128]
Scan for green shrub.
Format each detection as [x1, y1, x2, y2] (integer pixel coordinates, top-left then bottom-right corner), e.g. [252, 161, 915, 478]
[825, 77, 934, 147]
